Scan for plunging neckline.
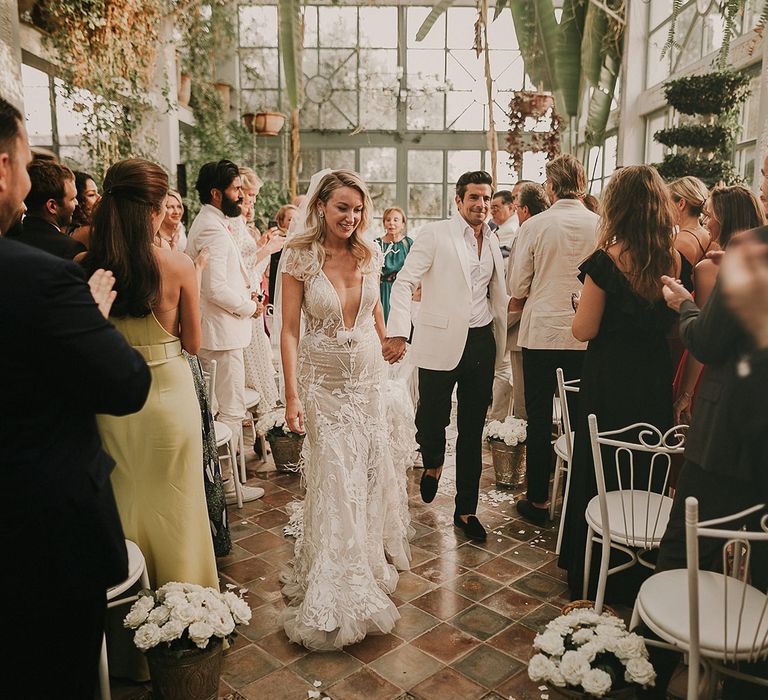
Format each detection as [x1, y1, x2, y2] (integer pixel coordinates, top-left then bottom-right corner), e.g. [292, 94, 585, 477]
[320, 268, 363, 330]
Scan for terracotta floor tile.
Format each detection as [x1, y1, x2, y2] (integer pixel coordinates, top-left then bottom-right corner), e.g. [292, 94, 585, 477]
[228, 520, 264, 542]
[472, 532, 518, 556]
[449, 604, 513, 641]
[289, 650, 362, 686]
[502, 544, 557, 570]
[409, 667, 487, 700]
[216, 543, 255, 568]
[495, 668, 547, 700]
[391, 603, 441, 640]
[411, 529, 462, 555]
[535, 557, 569, 583]
[237, 530, 287, 556]
[446, 543, 496, 568]
[511, 571, 569, 602]
[256, 541, 294, 566]
[220, 645, 281, 689]
[410, 588, 473, 620]
[451, 644, 523, 689]
[519, 603, 562, 631]
[407, 545, 438, 568]
[251, 508, 290, 529]
[475, 556, 530, 584]
[486, 623, 537, 663]
[480, 588, 540, 621]
[410, 520, 434, 540]
[345, 633, 404, 663]
[411, 558, 468, 586]
[238, 667, 315, 700]
[411, 622, 480, 663]
[254, 629, 308, 664]
[327, 667, 402, 700]
[245, 568, 283, 603]
[500, 519, 544, 542]
[445, 572, 502, 602]
[261, 488, 298, 508]
[410, 508, 455, 530]
[393, 571, 436, 602]
[369, 643, 443, 690]
[238, 601, 285, 642]
[220, 556, 270, 585]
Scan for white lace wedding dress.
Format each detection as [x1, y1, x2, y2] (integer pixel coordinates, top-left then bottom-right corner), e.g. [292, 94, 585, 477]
[280, 243, 412, 651]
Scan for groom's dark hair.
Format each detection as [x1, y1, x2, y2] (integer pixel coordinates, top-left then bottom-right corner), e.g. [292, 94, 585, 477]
[456, 171, 493, 200]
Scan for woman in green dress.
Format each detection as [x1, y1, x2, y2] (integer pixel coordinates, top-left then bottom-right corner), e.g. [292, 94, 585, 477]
[374, 207, 413, 323]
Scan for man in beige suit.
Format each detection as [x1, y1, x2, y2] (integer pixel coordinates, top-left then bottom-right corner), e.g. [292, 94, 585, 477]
[186, 160, 264, 502]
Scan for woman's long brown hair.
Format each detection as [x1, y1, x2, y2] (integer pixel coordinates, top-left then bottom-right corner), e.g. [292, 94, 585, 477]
[597, 165, 677, 302]
[709, 185, 766, 249]
[84, 158, 169, 317]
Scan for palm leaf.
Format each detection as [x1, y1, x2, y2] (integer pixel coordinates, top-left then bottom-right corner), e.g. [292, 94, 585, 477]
[555, 0, 587, 116]
[508, 0, 558, 93]
[493, 0, 509, 21]
[415, 0, 457, 42]
[581, 0, 609, 86]
[278, 0, 303, 109]
[584, 41, 621, 145]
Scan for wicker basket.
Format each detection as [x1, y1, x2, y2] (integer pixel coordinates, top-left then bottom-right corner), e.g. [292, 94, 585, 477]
[488, 439, 526, 488]
[267, 434, 303, 472]
[561, 599, 619, 619]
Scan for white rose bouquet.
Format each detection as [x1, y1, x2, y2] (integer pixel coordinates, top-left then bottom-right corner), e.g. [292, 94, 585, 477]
[483, 416, 527, 446]
[527, 607, 656, 697]
[124, 582, 252, 653]
[254, 409, 303, 440]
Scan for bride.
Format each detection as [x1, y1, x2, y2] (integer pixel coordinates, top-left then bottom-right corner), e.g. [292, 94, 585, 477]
[279, 170, 411, 650]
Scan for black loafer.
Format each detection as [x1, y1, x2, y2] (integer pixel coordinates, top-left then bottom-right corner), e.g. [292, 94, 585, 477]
[420, 472, 439, 503]
[516, 499, 547, 526]
[454, 515, 487, 542]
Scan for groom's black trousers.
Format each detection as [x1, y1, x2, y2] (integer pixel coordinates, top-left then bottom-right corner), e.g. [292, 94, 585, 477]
[415, 323, 495, 516]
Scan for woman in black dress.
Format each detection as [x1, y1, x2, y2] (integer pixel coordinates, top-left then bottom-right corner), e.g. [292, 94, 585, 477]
[558, 165, 680, 600]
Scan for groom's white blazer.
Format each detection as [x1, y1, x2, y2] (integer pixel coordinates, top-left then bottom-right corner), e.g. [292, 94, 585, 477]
[387, 212, 511, 372]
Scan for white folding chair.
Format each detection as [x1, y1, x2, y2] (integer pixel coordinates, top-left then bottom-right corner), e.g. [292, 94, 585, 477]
[551, 368, 579, 553]
[244, 386, 268, 471]
[632, 497, 768, 700]
[584, 414, 686, 613]
[202, 360, 244, 509]
[99, 540, 150, 700]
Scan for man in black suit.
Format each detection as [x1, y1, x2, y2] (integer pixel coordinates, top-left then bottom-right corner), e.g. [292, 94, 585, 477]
[0, 97, 151, 698]
[13, 158, 86, 259]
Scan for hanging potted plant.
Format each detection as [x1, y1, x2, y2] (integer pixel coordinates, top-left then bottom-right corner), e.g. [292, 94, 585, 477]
[124, 582, 251, 700]
[250, 111, 286, 136]
[483, 417, 527, 488]
[255, 410, 304, 472]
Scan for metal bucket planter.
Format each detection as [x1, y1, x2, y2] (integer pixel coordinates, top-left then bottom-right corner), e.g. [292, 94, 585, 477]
[488, 439, 526, 488]
[268, 434, 304, 472]
[147, 638, 223, 700]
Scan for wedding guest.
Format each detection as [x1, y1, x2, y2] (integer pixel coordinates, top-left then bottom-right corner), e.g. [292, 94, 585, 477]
[582, 193, 599, 215]
[156, 189, 187, 251]
[69, 170, 100, 244]
[186, 160, 264, 503]
[672, 186, 765, 423]
[268, 203, 298, 303]
[384, 171, 512, 542]
[509, 154, 598, 525]
[233, 166, 283, 413]
[488, 189, 516, 252]
[668, 176, 710, 292]
[0, 97, 151, 700]
[557, 165, 681, 599]
[14, 159, 84, 259]
[374, 206, 412, 323]
[83, 158, 218, 590]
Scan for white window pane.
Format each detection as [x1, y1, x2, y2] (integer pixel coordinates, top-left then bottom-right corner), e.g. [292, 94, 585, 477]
[22, 65, 52, 145]
[319, 7, 357, 49]
[487, 8, 518, 50]
[360, 147, 397, 182]
[587, 146, 603, 181]
[491, 52, 525, 91]
[408, 49, 445, 86]
[359, 49, 399, 89]
[446, 93, 483, 131]
[321, 91, 357, 130]
[367, 183, 398, 221]
[321, 149, 356, 171]
[646, 30, 671, 88]
[407, 7, 446, 49]
[409, 183, 443, 217]
[241, 89, 280, 114]
[55, 81, 91, 147]
[447, 7, 478, 49]
[360, 95, 397, 130]
[521, 151, 548, 183]
[448, 151, 482, 183]
[303, 6, 318, 48]
[359, 7, 398, 48]
[241, 49, 280, 89]
[649, 0, 671, 30]
[646, 111, 668, 163]
[407, 93, 444, 130]
[238, 6, 278, 47]
[446, 50, 482, 91]
[408, 150, 444, 182]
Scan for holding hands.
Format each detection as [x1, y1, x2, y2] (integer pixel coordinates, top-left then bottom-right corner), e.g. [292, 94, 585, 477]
[382, 336, 407, 364]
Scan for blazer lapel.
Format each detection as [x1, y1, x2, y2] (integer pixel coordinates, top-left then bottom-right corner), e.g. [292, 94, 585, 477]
[451, 224, 472, 290]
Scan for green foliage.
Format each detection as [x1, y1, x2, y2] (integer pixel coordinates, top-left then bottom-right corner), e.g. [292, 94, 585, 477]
[655, 153, 742, 187]
[415, 0, 458, 42]
[508, 0, 559, 94]
[555, 0, 587, 117]
[654, 124, 731, 151]
[278, 0, 304, 109]
[663, 71, 752, 116]
[252, 181, 291, 233]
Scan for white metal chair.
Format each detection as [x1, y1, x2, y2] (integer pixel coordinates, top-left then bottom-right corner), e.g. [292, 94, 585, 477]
[202, 359, 244, 509]
[244, 386, 268, 472]
[631, 497, 768, 700]
[99, 540, 150, 700]
[552, 369, 579, 553]
[584, 414, 686, 613]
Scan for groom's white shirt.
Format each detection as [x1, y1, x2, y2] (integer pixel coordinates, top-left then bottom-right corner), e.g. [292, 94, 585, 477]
[387, 211, 511, 371]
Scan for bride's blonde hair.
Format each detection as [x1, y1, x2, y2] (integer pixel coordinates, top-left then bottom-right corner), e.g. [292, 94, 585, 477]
[286, 169, 375, 273]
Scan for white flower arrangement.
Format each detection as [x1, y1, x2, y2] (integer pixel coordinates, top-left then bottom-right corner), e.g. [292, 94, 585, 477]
[254, 409, 302, 439]
[483, 416, 527, 446]
[527, 607, 656, 697]
[124, 582, 252, 653]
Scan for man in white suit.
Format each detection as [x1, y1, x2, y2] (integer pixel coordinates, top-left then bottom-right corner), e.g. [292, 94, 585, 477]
[186, 160, 264, 502]
[383, 171, 511, 541]
[509, 155, 598, 525]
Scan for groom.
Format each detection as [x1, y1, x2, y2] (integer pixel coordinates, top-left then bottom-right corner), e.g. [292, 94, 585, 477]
[383, 171, 511, 541]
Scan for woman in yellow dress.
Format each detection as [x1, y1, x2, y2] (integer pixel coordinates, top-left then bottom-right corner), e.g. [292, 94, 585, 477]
[82, 158, 218, 590]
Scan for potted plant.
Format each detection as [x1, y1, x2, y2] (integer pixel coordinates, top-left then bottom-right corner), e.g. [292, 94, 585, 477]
[528, 606, 656, 698]
[250, 111, 286, 136]
[214, 81, 232, 115]
[124, 582, 252, 700]
[178, 71, 192, 107]
[255, 410, 304, 472]
[483, 416, 527, 488]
